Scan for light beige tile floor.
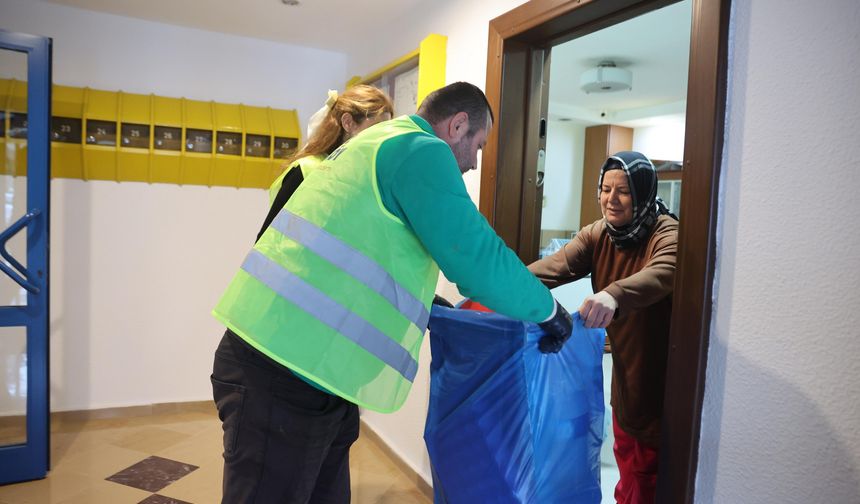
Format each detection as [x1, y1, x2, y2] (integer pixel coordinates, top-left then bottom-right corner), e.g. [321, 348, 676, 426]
[0, 407, 431, 504]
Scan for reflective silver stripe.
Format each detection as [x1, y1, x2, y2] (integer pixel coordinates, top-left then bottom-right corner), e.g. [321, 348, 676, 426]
[241, 249, 418, 382]
[271, 210, 430, 330]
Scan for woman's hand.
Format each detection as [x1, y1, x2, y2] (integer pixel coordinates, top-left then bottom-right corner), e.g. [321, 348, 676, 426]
[578, 291, 618, 328]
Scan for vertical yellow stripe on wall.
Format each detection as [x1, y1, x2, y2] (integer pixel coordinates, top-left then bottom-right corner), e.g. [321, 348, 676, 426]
[417, 34, 447, 108]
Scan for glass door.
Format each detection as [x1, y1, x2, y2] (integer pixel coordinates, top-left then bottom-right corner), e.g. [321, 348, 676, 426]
[0, 29, 52, 485]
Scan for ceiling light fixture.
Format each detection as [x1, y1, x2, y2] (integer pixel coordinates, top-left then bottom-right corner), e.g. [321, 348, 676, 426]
[580, 61, 632, 93]
[281, 0, 300, 5]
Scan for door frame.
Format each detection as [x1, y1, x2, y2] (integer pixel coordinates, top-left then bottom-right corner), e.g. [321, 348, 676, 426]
[0, 29, 53, 484]
[480, 0, 730, 502]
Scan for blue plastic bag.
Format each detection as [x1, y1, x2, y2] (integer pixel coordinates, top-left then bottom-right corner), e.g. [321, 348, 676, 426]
[424, 306, 605, 503]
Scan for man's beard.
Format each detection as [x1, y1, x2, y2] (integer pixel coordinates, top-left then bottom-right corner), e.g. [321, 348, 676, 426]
[451, 135, 473, 174]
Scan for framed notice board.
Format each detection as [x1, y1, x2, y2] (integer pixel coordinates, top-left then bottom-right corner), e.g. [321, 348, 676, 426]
[346, 33, 446, 115]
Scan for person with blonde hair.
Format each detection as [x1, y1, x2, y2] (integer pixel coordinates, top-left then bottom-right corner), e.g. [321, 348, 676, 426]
[210, 84, 392, 502]
[259, 85, 394, 238]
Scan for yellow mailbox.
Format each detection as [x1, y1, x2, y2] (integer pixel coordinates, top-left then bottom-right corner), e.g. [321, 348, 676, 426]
[212, 102, 242, 187]
[269, 108, 301, 189]
[6, 79, 29, 177]
[181, 99, 214, 186]
[151, 95, 182, 185]
[117, 92, 152, 183]
[240, 105, 274, 189]
[83, 88, 119, 181]
[51, 84, 85, 179]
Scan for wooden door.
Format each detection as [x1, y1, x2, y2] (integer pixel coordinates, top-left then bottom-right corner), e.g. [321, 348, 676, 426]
[517, 48, 551, 263]
[580, 124, 633, 229]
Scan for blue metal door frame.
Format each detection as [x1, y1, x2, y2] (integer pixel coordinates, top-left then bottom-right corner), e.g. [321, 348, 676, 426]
[0, 29, 52, 484]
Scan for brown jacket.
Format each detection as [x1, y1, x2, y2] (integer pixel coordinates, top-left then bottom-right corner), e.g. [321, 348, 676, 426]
[528, 215, 678, 446]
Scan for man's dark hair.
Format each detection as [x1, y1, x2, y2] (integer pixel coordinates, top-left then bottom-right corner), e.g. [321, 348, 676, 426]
[417, 82, 494, 136]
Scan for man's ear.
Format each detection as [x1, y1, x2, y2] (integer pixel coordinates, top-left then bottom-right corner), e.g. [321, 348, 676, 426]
[447, 111, 470, 142]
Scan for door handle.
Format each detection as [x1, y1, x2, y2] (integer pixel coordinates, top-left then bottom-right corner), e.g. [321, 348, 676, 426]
[0, 210, 42, 294]
[536, 148, 546, 187]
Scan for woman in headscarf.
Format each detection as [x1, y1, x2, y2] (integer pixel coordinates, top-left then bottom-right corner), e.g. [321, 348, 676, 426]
[528, 151, 678, 504]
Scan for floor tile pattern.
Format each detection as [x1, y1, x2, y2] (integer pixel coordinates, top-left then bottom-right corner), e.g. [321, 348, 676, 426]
[137, 494, 193, 504]
[106, 455, 198, 493]
[0, 405, 431, 504]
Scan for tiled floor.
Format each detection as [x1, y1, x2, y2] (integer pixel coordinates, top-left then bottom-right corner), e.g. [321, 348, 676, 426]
[0, 405, 430, 504]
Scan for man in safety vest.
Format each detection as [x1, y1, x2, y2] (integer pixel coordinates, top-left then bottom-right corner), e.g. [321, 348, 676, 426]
[210, 81, 574, 503]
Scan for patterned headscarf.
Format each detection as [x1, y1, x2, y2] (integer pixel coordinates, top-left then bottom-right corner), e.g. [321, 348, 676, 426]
[597, 151, 674, 249]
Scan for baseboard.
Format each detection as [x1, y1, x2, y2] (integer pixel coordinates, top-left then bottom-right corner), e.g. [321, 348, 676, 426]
[50, 400, 216, 422]
[359, 419, 434, 500]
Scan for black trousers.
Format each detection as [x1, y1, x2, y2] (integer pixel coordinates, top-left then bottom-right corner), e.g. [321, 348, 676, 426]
[211, 330, 360, 504]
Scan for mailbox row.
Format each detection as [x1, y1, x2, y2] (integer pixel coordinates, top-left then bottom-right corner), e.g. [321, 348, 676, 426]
[1, 79, 301, 188]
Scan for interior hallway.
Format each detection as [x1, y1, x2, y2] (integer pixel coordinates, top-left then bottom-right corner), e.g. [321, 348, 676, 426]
[0, 405, 430, 504]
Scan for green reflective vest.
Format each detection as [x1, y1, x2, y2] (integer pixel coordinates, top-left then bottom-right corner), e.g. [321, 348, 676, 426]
[214, 117, 440, 413]
[268, 155, 325, 205]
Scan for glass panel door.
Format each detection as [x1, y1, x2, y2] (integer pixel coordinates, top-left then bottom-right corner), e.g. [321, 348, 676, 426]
[0, 29, 52, 485]
[0, 47, 29, 453]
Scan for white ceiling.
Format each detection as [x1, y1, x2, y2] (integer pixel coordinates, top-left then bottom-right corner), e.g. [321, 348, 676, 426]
[549, 0, 692, 126]
[44, 0, 428, 53]
[45, 0, 693, 125]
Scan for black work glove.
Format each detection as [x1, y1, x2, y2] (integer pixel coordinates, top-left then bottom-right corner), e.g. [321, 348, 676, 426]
[432, 294, 455, 308]
[537, 300, 573, 353]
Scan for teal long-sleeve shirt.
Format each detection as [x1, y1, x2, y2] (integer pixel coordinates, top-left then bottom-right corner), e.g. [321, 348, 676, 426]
[375, 115, 553, 323]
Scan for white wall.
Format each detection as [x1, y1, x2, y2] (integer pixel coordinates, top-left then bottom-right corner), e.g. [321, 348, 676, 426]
[698, 0, 860, 502]
[347, 0, 528, 206]
[344, 0, 529, 484]
[542, 120, 585, 231]
[0, 0, 347, 411]
[631, 119, 686, 162]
